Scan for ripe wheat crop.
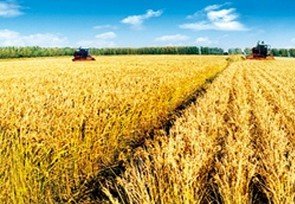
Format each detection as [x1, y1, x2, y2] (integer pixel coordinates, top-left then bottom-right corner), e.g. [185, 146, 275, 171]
[0, 55, 227, 203]
[104, 58, 295, 204]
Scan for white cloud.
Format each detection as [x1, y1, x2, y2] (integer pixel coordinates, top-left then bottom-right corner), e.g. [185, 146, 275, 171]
[95, 32, 117, 40]
[207, 8, 236, 22]
[22, 34, 68, 47]
[77, 39, 116, 48]
[187, 3, 231, 20]
[155, 34, 189, 42]
[195, 37, 214, 45]
[186, 11, 203, 20]
[0, 1, 23, 17]
[93, 24, 118, 30]
[180, 4, 247, 31]
[196, 37, 211, 43]
[121, 9, 163, 29]
[78, 32, 117, 48]
[0, 29, 19, 38]
[0, 29, 68, 47]
[181, 22, 214, 31]
[204, 4, 222, 12]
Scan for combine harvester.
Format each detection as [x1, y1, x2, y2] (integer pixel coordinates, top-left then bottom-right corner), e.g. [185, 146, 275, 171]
[246, 41, 274, 60]
[72, 47, 96, 61]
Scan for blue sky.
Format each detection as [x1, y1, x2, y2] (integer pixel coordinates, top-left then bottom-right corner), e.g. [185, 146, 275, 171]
[0, 0, 295, 49]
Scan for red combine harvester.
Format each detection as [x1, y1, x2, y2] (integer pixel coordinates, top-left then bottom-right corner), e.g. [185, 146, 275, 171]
[246, 41, 274, 60]
[72, 48, 95, 61]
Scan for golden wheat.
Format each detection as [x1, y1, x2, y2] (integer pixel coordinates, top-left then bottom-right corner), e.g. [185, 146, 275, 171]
[0, 55, 227, 203]
[105, 58, 295, 204]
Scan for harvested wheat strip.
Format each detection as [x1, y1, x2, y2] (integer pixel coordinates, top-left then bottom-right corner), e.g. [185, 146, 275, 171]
[211, 62, 256, 204]
[257, 60, 295, 97]
[254, 64, 295, 104]
[258, 60, 295, 83]
[251, 66, 295, 144]
[242, 65, 274, 204]
[245, 64, 295, 204]
[257, 72, 295, 106]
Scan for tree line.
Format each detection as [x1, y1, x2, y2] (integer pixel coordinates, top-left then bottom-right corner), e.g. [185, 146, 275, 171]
[0, 46, 295, 59]
[0, 47, 75, 59]
[0, 46, 224, 59]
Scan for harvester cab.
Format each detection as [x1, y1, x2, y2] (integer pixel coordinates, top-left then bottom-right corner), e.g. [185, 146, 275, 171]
[246, 41, 274, 60]
[72, 47, 95, 61]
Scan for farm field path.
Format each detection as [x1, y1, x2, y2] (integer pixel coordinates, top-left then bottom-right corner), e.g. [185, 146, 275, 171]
[103, 58, 295, 204]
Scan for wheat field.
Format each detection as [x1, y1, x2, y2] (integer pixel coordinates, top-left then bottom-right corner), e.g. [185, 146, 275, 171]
[1, 56, 294, 203]
[103, 58, 295, 204]
[0, 55, 228, 203]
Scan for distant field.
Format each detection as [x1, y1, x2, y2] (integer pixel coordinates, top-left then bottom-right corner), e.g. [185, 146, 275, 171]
[0, 55, 228, 203]
[104, 58, 295, 204]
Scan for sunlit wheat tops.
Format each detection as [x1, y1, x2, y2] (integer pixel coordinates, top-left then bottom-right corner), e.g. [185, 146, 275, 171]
[0, 55, 227, 203]
[104, 58, 295, 204]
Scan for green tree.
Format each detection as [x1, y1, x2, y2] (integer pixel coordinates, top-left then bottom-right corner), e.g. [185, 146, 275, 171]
[289, 49, 295, 57]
